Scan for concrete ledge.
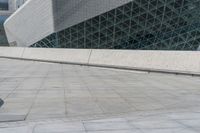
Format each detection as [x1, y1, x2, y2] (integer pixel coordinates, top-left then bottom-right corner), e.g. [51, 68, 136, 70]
[0, 47, 200, 76]
[89, 49, 200, 75]
[22, 48, 91, 65]
[0, 47, 25, 58]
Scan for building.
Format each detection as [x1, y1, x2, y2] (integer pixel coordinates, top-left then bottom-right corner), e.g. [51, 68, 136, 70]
[4, 0, 200, 50]
[0, 0, 26, 46]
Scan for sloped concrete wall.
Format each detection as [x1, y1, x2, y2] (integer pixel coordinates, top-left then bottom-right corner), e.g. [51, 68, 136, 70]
[0, 47, 200, 75]
[4, 0, 54, 47]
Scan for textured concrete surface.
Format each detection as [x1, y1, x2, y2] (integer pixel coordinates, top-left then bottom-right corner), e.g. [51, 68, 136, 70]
[4, 0, 54, 47]
[0, 47, 24, 58]
[22, 48, 91, 64]
[0, 58, 200, 132]
[90, 49, 200, 73]
[1, 47, 200, 75]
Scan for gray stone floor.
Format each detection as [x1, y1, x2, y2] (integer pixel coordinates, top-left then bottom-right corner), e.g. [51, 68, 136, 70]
[0, 58, 200, 132]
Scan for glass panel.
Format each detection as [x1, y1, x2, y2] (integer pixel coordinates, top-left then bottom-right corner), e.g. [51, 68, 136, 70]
[0, 0, 8, 10]
[31, 0, 200, 51]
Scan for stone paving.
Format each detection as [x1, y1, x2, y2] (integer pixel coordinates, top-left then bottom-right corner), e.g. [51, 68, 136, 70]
[0, 58, 200, 132]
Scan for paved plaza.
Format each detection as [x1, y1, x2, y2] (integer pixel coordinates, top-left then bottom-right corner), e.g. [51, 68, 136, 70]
[0, 58, 200, 132]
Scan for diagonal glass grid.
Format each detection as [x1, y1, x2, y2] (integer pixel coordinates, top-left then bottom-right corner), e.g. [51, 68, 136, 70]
[31, 0, 200, 51]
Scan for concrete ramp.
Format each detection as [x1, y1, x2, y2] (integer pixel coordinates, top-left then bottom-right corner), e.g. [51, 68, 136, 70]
[0, 47, 200, 75]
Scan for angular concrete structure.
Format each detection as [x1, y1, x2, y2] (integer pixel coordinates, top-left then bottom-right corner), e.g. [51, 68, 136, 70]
[4, 0, 54, 47]
[4, 0, 200, 50]
[4, 0, 132, 47]
[0, 0, 27, 46]
[1, 1, 200, 132]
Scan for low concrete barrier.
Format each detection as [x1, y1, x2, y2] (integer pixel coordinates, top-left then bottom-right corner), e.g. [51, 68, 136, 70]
[0, 47, 200, 75]
[22, 48, 91, 65]
[0, 47, 25, 58]
[89, 49, 200, 75]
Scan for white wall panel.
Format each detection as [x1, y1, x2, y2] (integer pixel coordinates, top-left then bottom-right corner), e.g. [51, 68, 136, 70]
[4, 0, 54, 47]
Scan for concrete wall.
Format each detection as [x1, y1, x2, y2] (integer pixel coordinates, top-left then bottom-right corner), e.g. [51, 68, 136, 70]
[22, 48, 91, 64]
[0, 47, 24, 58]
[0, 47, 200, 75]
[89, 50, 200, 74]
[4, 0, 132, 47]
[4, 0, 54, 47]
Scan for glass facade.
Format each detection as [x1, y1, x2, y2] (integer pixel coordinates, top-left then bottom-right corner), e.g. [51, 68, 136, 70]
[0, 0, 8, 10]
[32, 0, 200, 50]
[0, 15, 8, 46]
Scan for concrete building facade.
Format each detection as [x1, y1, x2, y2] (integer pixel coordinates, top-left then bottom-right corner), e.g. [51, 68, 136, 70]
[0, 0, 26, 46]
[4, 0, 200, 50]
